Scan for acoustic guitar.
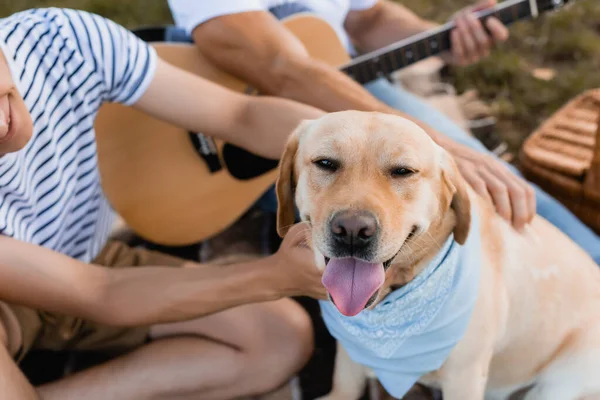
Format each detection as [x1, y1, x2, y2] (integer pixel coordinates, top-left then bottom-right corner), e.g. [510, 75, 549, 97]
[95, 0, 573, 246]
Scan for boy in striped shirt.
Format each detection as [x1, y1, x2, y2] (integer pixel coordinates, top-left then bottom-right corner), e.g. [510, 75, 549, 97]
[0, 7, 327, 399]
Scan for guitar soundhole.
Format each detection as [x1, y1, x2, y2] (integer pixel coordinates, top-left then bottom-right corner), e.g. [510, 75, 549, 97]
[189, 133, 222, 173]
[222, 144, 279, 180]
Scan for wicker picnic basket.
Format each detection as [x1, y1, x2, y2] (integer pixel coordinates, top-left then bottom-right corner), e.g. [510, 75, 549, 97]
[520, 88, 600, 234]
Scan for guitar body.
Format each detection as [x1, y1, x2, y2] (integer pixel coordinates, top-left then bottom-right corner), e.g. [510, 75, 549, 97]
[95, 14, 350, 246]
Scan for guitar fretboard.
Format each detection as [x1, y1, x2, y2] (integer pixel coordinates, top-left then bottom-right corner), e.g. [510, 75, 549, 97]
[341, 0, 557, 85]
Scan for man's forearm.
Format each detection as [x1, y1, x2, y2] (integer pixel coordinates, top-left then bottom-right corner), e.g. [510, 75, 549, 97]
[273, 56, 451, 147]
[187, 12, 451, 150]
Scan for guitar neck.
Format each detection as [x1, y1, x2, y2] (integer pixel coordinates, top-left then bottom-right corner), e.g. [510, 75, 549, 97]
[341, 0, 545, 85]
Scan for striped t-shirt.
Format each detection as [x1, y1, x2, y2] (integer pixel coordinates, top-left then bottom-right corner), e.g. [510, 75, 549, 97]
[0, 8, 157, 262]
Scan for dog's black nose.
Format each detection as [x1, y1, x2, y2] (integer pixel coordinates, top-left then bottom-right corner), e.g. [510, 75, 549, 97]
[330, 210, 378, 248]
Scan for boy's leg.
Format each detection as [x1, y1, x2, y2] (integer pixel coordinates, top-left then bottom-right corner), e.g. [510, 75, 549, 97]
[28, 242, 313, 400]
[365, 77, 600, 265]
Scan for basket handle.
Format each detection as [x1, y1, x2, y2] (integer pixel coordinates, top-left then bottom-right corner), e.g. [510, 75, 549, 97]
[583, 109, 600, 201]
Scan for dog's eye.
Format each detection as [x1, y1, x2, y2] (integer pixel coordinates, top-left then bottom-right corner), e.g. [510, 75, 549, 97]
[391, 167, 415, 177]
[314, 159, 339, 172]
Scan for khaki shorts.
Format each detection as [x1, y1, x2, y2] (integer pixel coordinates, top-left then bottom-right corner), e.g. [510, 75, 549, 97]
[6, 241, 187, 363]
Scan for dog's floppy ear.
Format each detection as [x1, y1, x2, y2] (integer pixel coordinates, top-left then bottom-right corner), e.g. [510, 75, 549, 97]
[441, 151, 471, 245]
[276, 121, 311, 237]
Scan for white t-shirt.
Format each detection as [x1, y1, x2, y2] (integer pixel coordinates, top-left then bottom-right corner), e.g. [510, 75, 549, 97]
[167, 0, 378, 55]
[0, 8, 157, 262]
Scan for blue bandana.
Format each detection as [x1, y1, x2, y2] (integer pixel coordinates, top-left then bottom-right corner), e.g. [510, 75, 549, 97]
[319, 213, 482, 398]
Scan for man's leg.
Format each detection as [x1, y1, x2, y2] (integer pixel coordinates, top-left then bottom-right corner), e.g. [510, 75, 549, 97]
[365, 77, 600, 265]
[32, 242, 314, 400]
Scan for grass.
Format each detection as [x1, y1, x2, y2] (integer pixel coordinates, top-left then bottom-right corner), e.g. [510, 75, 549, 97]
[2, 0, 599, 151]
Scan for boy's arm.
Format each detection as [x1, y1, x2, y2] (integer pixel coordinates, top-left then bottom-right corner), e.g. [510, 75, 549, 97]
[0, 224, 325, 327]
[132, 58, 324, 160]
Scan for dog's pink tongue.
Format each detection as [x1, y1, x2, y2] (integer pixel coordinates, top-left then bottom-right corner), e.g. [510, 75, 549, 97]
[322, 258, 385, 317]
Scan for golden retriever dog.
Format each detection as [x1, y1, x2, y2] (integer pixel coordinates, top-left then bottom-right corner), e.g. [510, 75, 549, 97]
[275, 111, 600, 400]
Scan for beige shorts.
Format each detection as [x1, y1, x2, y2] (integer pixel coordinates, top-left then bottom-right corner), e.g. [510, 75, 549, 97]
[6, 241, 187, 363]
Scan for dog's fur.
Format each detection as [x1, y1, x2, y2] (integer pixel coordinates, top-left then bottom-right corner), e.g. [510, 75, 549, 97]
[275, 111, 600, 400]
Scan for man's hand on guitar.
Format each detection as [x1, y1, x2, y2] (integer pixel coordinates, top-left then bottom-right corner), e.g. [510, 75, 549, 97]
[270, 223, 327, 300]
[450, 0, 510, 66]
[446, 141, 536, 230]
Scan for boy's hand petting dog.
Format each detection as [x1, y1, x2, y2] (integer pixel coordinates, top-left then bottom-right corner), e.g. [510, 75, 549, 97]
[270, 222, 328, 300]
